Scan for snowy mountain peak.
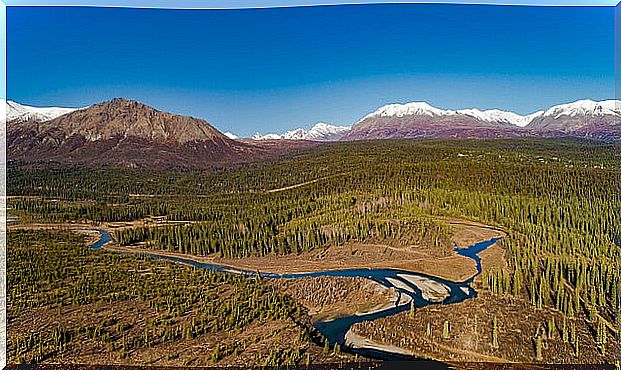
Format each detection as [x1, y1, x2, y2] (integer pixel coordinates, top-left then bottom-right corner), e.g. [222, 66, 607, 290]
[540, 99, 621, 119]
[252, 122, 351, 141]
[306, 122, 351, 141]
[456, 108, 543, 127]
[360, 99, 619, 128]
[253, 132, 282, 140]
[223, 132, 238, 139]
[3, 99, 80, 124]
[364, 102, 451, 120]
[282, 128, 307, 140]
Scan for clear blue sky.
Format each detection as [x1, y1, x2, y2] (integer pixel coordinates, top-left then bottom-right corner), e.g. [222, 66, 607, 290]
[7, 4, 615, 136]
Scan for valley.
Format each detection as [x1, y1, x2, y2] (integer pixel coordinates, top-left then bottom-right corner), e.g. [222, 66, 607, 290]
[94, 218, 503, 281]
[7, 136, 621, 367]
[6, 0, 620, 367]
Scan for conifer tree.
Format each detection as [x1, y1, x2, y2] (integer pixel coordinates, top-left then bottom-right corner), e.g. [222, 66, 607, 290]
[443, 320, 450, 339]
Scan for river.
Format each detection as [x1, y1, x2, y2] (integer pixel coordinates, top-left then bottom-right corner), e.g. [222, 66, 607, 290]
[87, 228, 501, 365]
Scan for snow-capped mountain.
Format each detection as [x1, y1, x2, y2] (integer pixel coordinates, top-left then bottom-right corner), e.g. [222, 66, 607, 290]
[345, 102, 525, 140]
[536, 99, 620, 120]
[456, 109, 544, 127]
[305, 122, 351, 141]
[362, 102, 452, 120]
[360, 101, 545, 127]
[343, 99, 621, 141]
[360, 102, 540, 127]
[3, 100, 80, 123]
[282, 128, 307, 140]
[253, 132, 283, 140]
[525, 99, 620, 140]
[253, 122, 351, 141]
[223, 132, 238, 139]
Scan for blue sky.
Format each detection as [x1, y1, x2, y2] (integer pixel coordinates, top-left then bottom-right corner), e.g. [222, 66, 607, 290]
[7, 4, 615, 136]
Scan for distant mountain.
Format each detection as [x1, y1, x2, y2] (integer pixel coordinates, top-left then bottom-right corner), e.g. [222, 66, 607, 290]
[253, 132, 285, 140]
[343, 100, 620, 141]
[7, 98, 289, 167]
[7, 97, 620, 168]
[526, 100, 620, 141]
[342, 102, 525, 140]
[3, 100, 80, 123]
[305, 123, 351, 141]
[253, 122, 351, 141]
[456, 108, 543, 127]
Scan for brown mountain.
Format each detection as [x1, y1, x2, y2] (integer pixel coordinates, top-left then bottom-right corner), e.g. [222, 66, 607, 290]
[8, 98, 306, 167]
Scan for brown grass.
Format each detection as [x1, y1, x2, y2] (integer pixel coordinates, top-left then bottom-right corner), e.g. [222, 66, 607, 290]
[8, 298, 349, 366]
[349, 293, 621, 364]
[275, 277, 399, 322]
[103, 219, 506, 282]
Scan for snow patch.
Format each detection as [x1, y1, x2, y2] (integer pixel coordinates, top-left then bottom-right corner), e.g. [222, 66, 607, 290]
[540, 99, 621, 119]
[252, 122, 350, 141]
[358, 99, 618, 128]
[305, 122, 351, 141]
[253, 132, 282, 140]
[457, 108, 543, 127]
[4, 100, 80, 123]
[363, 102, 454, 120]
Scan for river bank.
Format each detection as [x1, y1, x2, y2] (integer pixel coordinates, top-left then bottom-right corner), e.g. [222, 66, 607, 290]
[9, 218, 506, 282]
[85, 228, 503, 362]
[13, 218, 506, 362]
[348, 292, 621, 364]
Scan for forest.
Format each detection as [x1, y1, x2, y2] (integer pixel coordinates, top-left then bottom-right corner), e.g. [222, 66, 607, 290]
[8, 137, 621, 362]
[7, 229, 347, 365]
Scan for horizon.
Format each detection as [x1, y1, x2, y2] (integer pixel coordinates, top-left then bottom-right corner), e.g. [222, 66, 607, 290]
[5, 96, 620, 136]
[7, 4, 615, 136]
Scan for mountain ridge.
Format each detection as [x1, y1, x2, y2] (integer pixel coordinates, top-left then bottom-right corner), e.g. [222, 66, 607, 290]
[344, 99, 620, 141]
[7, 98, 619, 138]
[252, 122, 351, 142]
[3, 99, 81, 124]
[6, 98, 620, 167]
[7, 98, 306, 168]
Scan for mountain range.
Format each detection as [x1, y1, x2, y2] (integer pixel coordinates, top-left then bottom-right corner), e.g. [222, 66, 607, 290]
[229, 99, 619, 142]
[3, 100, 80, 123]
[252, 122, 351, 142]
[6, 98, 313, 167]
[342, 100, 620, 141]
[6, 98, 620, 167]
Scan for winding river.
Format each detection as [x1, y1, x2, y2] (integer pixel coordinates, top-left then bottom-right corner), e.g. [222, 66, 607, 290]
[87, 228, 501, 364]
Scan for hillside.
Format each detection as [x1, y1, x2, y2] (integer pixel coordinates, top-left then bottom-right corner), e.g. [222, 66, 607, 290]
[7, 98, 310, 167]
[343, 100, 620, 141]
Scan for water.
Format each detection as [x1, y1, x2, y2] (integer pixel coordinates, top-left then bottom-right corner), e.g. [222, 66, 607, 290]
[454, 237, 503, 283]
[87, 228, 500, 364]
[87, 228, 113, 250]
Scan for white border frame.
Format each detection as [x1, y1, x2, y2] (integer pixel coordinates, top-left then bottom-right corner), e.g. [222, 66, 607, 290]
[0, 0, 618, 366]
